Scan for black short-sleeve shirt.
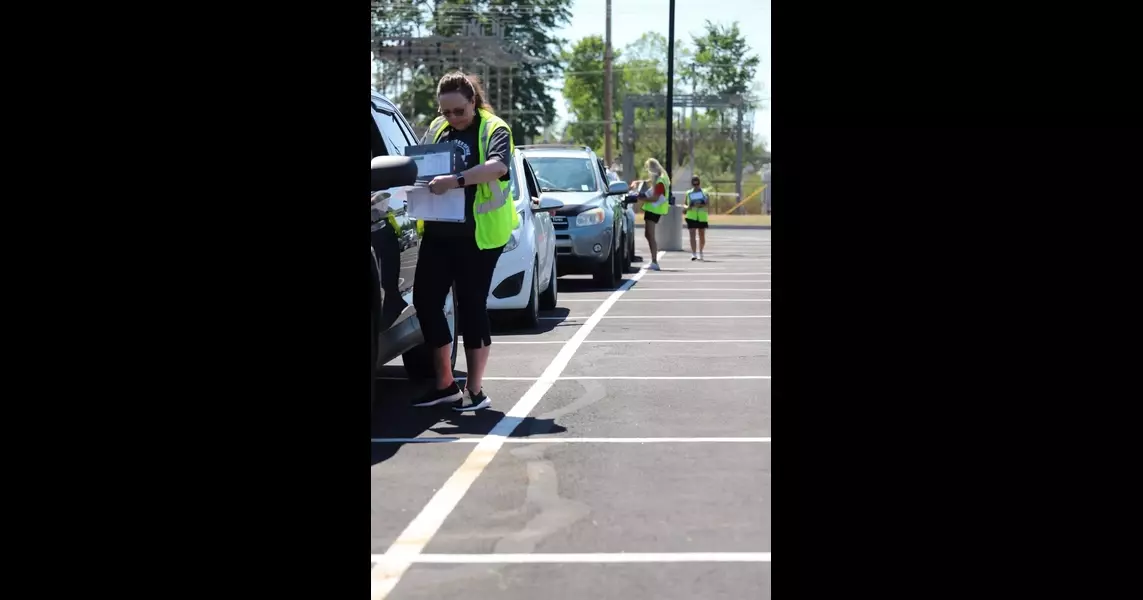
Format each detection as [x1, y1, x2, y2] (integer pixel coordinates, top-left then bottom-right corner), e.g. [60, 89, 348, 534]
[424, 111, 512, 239]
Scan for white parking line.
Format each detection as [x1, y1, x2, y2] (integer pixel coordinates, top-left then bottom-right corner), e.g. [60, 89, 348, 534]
[372, 552, 771, 564]
[370, 437, 771, 444]
[630, 280, 770, 283]
[481, 375, 771, 381]
[383, 375, 770, 381]
[376, 375, 473, 381]
[583, 339, 770, 343]
[370, 250, 666, 600]
[555, 298, 770, 302]
[625, 288, 770, 291]
[578, 283, 769, 290]
[646, 272, 770, 275]
[658, 262, 770, 265]
[459, 339, 770, 345]
[541, 315, 771, 320]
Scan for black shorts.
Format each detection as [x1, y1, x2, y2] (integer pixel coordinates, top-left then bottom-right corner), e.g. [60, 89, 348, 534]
[686, 219, 709, 229]
[644, 211, 662, 223]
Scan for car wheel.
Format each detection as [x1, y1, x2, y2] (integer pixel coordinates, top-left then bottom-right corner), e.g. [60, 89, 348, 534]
[593, 242, 619, 288]
[539, 256, 558, 310]
[402, 286, 459, 380]
[517, 258, 540, 328]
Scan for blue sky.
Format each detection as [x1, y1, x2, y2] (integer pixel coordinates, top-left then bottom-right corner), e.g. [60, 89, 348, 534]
[551, 0, 771, 149]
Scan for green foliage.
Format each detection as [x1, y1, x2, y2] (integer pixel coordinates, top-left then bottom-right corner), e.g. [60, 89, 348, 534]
[562, 23, 765, 184]
[559, 35, 613, 151]
[382, 0, 572, 141]
[559, 32, 687, 160]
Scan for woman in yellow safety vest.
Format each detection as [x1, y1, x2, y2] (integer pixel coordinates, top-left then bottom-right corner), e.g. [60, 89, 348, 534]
[410, 71, 519, 412]
[683, 176, 710, 260]
[639, 158, 670, 271]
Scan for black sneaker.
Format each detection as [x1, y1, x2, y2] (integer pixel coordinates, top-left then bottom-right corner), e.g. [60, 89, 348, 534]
[453, 388, 491, 412]
[411, 381, 463, 408]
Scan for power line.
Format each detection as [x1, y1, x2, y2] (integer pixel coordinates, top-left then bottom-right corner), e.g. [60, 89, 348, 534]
[559, 66, 664, 76]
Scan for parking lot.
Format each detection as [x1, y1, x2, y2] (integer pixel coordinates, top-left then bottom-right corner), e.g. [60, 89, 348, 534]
[371, 227, 771, 599]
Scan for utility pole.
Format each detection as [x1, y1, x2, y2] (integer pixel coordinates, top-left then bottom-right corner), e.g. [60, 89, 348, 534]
[665, 0, 676, 179]
[689, 91, 696, 174]
[604, 0, 613, 167]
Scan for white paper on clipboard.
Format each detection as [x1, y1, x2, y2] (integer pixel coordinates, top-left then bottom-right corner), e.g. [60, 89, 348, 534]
[406, 184, 466, 222]
[410, 153, 451, 179]
[403, 142, 458, 181]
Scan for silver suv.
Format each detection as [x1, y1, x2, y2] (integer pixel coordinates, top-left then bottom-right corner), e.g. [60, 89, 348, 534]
[517, 145, 632, 288]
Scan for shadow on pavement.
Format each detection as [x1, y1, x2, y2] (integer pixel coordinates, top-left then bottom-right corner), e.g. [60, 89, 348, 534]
[556, 276, 635, 294]
[371, 373, 568, 466]
[433, 411, 567, 438]
[491, 307, 574, 335]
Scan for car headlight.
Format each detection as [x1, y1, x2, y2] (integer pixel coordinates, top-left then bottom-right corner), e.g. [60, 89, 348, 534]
[503, 210, 525, 253]
[576, 208, 605, 227]
[504, 230, 520, 252]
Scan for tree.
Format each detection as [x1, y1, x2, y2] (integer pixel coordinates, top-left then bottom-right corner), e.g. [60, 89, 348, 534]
[687, 20, 760, 118]
[559, 35, 616, 152]
[667, 21, 762, 180]
[618, 32, 690, 172]
[385, 0, 571, 142]
[370, 0, 432, 94]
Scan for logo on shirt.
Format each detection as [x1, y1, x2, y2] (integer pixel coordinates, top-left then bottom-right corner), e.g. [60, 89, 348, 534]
[452, 139, 472, 163]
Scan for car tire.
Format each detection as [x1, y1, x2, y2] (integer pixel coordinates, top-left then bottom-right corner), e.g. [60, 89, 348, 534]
[402, 286, 459, 380]
[517, 258, 541, 328]
[593, 242, 619, 288]
[539, 256, 558, 310]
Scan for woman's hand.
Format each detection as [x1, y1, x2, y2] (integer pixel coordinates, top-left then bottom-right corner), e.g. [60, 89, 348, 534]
[428, 175, 458, 195]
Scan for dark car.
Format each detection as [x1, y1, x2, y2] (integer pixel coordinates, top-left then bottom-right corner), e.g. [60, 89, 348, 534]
[370, 92, 459, 406]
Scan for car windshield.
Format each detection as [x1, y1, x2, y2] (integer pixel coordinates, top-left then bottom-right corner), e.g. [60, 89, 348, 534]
[527, 157, 599, 193]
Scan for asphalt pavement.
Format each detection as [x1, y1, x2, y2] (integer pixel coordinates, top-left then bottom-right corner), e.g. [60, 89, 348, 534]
[372, 228, 772, 599]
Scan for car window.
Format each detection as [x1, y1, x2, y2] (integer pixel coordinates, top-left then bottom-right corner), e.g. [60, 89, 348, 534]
[370, 114, 388, 158]
[393, 110, 418, 146]
[528, 157, 600, 193]
[375, 109, 412, 157]
[523, 160, 542, 200]
[596, 159, 609, 185]
[509, 154, 522, 200]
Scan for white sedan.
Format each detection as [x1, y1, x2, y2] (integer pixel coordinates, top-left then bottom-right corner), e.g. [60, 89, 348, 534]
[486, 150, 562, 327]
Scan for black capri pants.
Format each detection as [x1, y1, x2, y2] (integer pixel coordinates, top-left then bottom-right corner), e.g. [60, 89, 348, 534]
[412, 233, 505, 350]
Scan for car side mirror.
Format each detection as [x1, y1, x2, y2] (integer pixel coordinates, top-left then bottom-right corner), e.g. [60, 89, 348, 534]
[533, 195, 564, 213]
[370, 156, 418, 192]
[607, 181, 630, 196]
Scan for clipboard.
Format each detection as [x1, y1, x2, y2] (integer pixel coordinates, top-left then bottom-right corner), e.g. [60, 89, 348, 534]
[405, 184, 466, 223]
[403, 142, 460, 182]
[401, 142, 467, 223]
